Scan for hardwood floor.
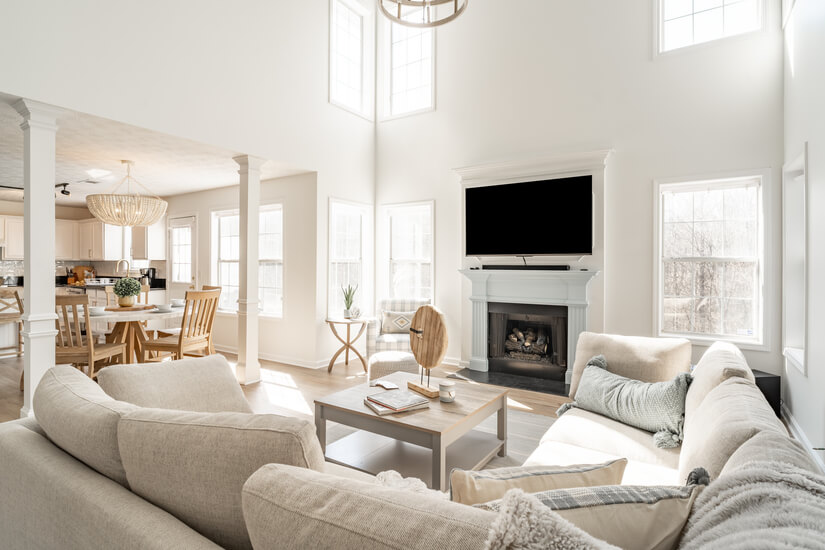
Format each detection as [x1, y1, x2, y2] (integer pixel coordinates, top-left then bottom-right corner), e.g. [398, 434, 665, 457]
[0, 353, 569, 424]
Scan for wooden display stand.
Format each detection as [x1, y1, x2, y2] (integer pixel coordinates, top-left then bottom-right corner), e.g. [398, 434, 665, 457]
[407, 304, 449, 399]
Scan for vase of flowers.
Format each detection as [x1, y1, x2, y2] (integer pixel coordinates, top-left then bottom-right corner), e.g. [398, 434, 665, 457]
[342, 284, 358, 319]
[113, 277, 141, 307]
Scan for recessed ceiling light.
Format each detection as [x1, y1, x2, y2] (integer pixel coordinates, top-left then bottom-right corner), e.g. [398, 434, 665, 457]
[86, 168, 112, 179]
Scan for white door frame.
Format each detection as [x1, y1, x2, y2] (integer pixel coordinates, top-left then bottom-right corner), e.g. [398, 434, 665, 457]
[167, 214, 198, 299]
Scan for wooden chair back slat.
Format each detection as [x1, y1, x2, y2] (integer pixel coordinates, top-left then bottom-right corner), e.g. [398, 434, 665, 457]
[176, 289, 220, 344]
[0, 288, 23, 315]
[55, 295, 92, 354]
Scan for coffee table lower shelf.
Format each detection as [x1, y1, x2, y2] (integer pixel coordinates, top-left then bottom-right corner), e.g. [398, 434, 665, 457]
[325, 429, 504, 488]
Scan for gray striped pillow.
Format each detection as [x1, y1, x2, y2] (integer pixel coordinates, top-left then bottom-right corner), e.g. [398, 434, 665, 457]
[450, 459, 626, 506]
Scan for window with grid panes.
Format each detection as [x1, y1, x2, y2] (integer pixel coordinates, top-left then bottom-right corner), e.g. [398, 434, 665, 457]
[212, 205, 283, 316]
[387, 202, 433, 300]
[171, 226, 192, 284]
[389, 7, 434, 116]
[660, 0, 762, 53]
[329, 200, 366, 315]
[658, 176, 763, 344]
[330, 0, 365, 114]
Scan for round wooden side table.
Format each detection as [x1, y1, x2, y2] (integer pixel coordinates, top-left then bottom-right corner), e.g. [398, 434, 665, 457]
[325, 318, 369, 373]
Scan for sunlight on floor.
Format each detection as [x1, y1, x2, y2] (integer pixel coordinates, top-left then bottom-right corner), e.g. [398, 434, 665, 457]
[261, 369, 298, 388]
[506, 397, 533, 412]
[263, 383, 312, 416]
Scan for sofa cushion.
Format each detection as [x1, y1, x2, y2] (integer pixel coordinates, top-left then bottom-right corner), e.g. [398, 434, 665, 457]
[562, 358, 692, 448]
[450, 459, 627, 506]
[117, 409, 326, 550]
[33, 365, 137, 487]
[524, 440, 681, 486]
[97, 355, 252, 413]
[477, 482, 705, 550]
[721, 430, 820, 476]
[381, 310, 416, 333]
[542, 408, 681, 470]
[678, 377, 786, 482]
[685, 341, 754, 421]
[569, 332, 691, 399]
[242, 464, 495, 550]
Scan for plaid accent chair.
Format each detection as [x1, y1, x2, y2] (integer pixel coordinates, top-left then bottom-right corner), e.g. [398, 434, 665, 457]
[366, 298, 431, 357]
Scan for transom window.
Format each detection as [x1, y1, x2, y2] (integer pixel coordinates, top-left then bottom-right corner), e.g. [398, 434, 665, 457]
[212, 205, 283, 317]
[386, 202, 433, 300]
[657, 175, 763, 345]
[330, 0, 366, 114]
[388, 8, 434, 117]
[659, 0, 762, 53]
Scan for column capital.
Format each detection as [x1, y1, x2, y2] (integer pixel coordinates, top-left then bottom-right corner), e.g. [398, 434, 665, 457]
[233, 154, 267, 173]
[12, 98, 65, 131]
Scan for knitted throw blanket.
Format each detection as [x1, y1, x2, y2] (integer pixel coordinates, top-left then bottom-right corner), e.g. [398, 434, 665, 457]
[678, 460, 825, 549]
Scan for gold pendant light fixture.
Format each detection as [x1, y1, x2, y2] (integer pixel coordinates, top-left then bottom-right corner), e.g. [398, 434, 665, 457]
[86, 160, 167, 227]
[378, 0, 468, 28]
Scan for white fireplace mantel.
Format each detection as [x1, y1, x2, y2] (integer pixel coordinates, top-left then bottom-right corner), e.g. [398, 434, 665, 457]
[460, 268, 598, 383]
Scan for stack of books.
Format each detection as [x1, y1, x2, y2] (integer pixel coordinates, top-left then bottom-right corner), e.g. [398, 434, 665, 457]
[364, 390, 430, 416]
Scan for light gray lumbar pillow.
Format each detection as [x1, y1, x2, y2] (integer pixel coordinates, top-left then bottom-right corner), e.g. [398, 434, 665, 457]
[558, 355, 692, 449]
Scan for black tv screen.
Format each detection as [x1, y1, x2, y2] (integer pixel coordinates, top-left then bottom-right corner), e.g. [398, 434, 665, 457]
[465, 176, 593, 256]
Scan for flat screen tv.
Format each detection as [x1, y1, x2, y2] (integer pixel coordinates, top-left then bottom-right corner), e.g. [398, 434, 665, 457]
[464, 175, 593, 256]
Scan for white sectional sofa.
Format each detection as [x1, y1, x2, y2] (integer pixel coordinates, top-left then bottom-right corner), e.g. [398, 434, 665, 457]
[0, 336, 820, 549]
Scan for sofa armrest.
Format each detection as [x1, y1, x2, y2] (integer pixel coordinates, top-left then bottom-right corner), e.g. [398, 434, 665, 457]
[366, 317, 381, 357]
[96, 355, 252, 413]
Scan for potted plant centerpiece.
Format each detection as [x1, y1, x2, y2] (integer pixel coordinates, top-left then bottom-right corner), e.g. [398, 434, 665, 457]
[113, 277, 141, 307]
[342, 284, 358, 319]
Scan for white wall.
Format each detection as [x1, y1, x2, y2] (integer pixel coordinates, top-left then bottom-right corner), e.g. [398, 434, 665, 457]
[375, 0, 785, 370]
[782, 0, 825, 460]
[0, 0, 376, 364]
[164, 173, 323, 367]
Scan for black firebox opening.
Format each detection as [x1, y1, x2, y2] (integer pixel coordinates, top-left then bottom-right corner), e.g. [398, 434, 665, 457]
[488, 302, 567, 381]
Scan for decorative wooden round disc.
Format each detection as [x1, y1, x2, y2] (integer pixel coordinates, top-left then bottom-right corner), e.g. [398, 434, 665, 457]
[409, 304, 448, 370]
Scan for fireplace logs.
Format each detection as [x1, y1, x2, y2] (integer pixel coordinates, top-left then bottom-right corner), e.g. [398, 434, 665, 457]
[504, 327, 548, 357]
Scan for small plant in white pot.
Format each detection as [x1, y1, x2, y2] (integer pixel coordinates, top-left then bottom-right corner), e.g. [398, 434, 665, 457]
[113, 277, 141, 307]
[342, 284, 358, 319]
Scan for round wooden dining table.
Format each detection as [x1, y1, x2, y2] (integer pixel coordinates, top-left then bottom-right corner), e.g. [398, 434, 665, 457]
[91, 307, 184, 363]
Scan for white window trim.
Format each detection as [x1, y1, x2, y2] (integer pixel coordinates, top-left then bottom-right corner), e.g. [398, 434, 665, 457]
[652, 168, 772, 352]
[167, 213, 198, 288]
[381, 200, 435, 302]
[327, 197, 373, 317]
[652, 0, 767, 58]
[329, 0, 374, 120]
[210, 203, 285, 319]
[379, 14, 436, 121]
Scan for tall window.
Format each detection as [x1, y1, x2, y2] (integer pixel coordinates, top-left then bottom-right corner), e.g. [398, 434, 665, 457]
[170, 226, 192, 284]
[330, 0, 365, 114]
[329, 200, 367, 314]
[389, 8, 434, 117]
[387, 202, 433, 300]
[212, 205, 283, 317]
[657, 175, 763, 344]
[659, 0, 762, 53]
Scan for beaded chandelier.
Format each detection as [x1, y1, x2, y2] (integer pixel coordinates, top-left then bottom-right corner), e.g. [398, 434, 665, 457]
[86, 161, 167, 227]
[378, 0, 468, 28]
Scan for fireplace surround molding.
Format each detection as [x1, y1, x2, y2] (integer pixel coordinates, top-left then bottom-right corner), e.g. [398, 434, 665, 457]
[460, 268, 598, 384]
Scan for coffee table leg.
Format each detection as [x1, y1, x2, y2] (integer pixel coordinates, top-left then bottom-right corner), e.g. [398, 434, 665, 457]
[315, 403, 326, 454]
[497, 395, 508, 457]
[432, 433, 446, 491]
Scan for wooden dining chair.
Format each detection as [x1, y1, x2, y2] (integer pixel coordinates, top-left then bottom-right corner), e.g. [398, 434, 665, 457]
[158, 285, 222, 355]
[55, 294, 127, 378]
[142, 289, 221, 361]
[0, 289, 25, 391]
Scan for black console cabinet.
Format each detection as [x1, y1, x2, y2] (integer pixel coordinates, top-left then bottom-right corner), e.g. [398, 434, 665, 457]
[751, 369, 781, 417]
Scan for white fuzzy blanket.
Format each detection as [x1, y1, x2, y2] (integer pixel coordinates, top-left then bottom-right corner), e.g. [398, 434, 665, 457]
[679, 460, 825, 549]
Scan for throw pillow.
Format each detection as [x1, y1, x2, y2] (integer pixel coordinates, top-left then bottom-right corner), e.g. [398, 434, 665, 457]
[382, 310, 416, 333]
[559, 355, 692, 449]
[117, 408, 326, 550]
[450, 459, 627, 506]
[485, 489, 619, 550]
[478, 470, 708, 550]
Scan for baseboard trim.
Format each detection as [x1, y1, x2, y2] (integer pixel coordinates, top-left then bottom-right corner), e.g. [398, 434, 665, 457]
[781, 403, 825, 474]
[443, 356, 461, 367]
[214, 345, 328, 370]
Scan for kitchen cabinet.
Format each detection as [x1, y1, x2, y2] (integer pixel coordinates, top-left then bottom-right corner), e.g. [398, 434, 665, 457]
[78, 220, 131, 261]
[78, 220, 104, 261]
[55, 219, 78, 260]
[131, 216, 166, 260]
[3, 217, 25, 260]
[0, 217, 6, 246]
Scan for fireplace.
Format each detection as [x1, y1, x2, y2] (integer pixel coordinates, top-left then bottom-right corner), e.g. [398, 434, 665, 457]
[488, 302, 567, 381]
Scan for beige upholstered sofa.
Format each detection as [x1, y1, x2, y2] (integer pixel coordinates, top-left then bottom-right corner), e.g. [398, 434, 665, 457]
[0, 337, 820, 549]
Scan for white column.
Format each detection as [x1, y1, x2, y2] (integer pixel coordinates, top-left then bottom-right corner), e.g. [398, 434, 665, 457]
[13, 99, 62, 417]
[234, 155, 265, 385]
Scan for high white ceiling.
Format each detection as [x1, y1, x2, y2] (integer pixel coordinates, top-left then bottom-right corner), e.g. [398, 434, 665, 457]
[0, 101, 306, 206]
